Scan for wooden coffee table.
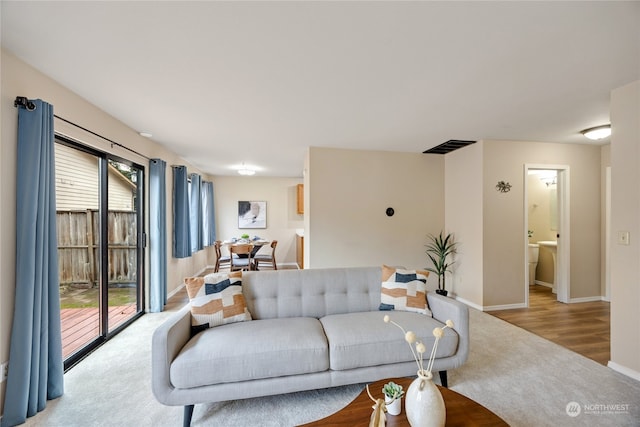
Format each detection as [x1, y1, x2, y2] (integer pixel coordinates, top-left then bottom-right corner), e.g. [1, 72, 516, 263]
[299, 377, 508, 427]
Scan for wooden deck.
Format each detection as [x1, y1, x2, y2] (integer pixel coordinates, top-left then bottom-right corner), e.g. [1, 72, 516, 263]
[61, 304, 137, 358]
[61, 266, 297, 360]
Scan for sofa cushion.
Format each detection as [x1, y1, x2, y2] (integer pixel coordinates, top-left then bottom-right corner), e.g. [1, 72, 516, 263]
[379, 265, 431, 316]
[185, 272, 252, 328]
[170, 317, 329, 389]
[320, 311, 458, 371]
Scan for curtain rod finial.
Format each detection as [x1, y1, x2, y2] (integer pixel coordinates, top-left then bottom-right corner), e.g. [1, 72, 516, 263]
[14, 96, 36, 111]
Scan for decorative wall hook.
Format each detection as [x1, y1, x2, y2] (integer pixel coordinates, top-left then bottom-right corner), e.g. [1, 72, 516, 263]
[496, 181, 512, 193]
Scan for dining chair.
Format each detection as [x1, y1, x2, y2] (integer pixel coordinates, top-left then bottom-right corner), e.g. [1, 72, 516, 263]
[214, 240, 231, 272]
[229, 244, 255, 271]
[254, 240, 277, 270]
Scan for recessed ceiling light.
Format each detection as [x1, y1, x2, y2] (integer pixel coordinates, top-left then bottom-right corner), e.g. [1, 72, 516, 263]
[581, 125, 611, 140]
[139, 131, 153, 138]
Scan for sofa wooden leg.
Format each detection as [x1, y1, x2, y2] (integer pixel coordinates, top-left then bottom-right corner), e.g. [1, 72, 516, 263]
[184, 404, 194, 427]
[439, 371, 448, 388]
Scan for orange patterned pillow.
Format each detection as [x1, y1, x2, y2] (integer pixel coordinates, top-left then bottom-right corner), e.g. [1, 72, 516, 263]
[184, 271, 252, 328]
[379, 265, 431, 316]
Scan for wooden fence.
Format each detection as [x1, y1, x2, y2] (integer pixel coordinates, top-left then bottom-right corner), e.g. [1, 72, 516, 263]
[57, 210, 137, 288]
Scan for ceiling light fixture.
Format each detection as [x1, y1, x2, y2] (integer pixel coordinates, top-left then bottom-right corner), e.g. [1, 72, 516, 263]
[238, 163, 256, 176]
[581, 124, 611, 140]
[139, 131, 153, 138]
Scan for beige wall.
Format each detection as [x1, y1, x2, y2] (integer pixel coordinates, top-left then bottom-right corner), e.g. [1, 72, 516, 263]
[0, 49, 216, 413]
[306, 147, 445, 278]
[609, 80, 640, 378]
[442, 139, 603, 309]
[444, 141, 484, 306]
[209, 176, 303, 271]
[482, 142, 528, 307]
[304, 141, 604, 311]
[482, 140, 602, 307]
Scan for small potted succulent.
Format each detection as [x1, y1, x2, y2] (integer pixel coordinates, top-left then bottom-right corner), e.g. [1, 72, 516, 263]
[382, 381, 404, 416]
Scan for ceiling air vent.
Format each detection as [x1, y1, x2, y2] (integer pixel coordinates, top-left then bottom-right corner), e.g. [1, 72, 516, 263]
[423, 140, 476, 155]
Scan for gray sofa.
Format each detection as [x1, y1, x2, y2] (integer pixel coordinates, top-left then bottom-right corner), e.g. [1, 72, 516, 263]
[151, 266, 469, 426]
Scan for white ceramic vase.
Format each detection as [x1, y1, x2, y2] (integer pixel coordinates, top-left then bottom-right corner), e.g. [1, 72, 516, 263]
[405, 371, 446, 427]
[385, 395, 402, 416]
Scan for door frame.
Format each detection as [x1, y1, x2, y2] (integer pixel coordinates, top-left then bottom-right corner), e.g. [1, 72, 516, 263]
[524, 164, 571, 306]
[605, 166, 611, 302]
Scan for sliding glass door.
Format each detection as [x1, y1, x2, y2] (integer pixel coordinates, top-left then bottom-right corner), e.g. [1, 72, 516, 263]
[106, 159, 143, 332]
[55, 136, 144, 370]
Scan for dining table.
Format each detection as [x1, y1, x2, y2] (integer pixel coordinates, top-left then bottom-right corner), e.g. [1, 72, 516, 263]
[222, 239, 270, 258]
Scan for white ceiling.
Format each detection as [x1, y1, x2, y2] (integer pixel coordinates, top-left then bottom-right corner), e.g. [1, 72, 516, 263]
[2, 1, 639, 177]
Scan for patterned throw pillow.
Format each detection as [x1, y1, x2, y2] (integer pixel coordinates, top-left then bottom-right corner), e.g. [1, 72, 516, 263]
[184, 271, 252, 328]
[379, 265, 431, 316]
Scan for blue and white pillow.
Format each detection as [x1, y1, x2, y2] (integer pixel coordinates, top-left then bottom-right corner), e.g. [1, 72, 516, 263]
[185, 271, 252, 328]
[379, 265, 431, 316]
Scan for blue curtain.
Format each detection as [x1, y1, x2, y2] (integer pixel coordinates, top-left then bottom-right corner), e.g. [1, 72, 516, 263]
[2, 99, 64, 427]
[149, 159, 167, 313]
[172, 166, 191, 258]
[202, 181, 216, 246]
[189, 173, 203, 253]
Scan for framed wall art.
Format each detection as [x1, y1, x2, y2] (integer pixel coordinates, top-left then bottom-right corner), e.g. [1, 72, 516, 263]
[238, 201, 267, 229]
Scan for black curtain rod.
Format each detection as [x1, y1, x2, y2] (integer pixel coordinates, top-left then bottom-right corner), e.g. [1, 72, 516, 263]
[54, 115, 151, 161]
[14, 96, 151, 161]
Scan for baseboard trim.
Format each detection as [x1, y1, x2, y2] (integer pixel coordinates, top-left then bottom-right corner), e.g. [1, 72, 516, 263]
[455, 294, 606, 311]
[569, 296, 606, 303]
[534, 280, 553, 288]
[454, 296, 483, 311]
[279, 262, 300, 269]
[168, 282, 185, 300]
[453, 296, 529, 312]
[607, 361, 640, 381]
[483, 302, 527, 311]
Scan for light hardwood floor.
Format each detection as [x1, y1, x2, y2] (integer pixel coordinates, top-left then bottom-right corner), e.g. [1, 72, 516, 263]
[490, 285, 610, 365]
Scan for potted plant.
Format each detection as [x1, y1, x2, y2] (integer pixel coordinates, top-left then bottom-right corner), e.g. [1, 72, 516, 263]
[382, 381, 404, 416]
[425, 231, 457, 296]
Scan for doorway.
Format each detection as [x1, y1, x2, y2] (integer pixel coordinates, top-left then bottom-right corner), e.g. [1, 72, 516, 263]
[524, 164, 570, 306]
[55, 135, 145, 370]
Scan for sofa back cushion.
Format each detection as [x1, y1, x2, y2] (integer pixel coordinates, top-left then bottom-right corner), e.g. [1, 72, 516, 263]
[237, 267, 383, 320]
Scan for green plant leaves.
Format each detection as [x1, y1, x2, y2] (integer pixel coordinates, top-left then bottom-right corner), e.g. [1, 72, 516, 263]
[425, 231, 457, 290]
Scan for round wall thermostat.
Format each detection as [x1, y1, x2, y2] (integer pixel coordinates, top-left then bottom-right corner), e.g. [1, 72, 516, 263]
[386, 207, 395, 217]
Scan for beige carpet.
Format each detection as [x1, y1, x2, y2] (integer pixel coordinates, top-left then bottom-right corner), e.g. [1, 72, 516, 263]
[22, 307, 640, 427]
